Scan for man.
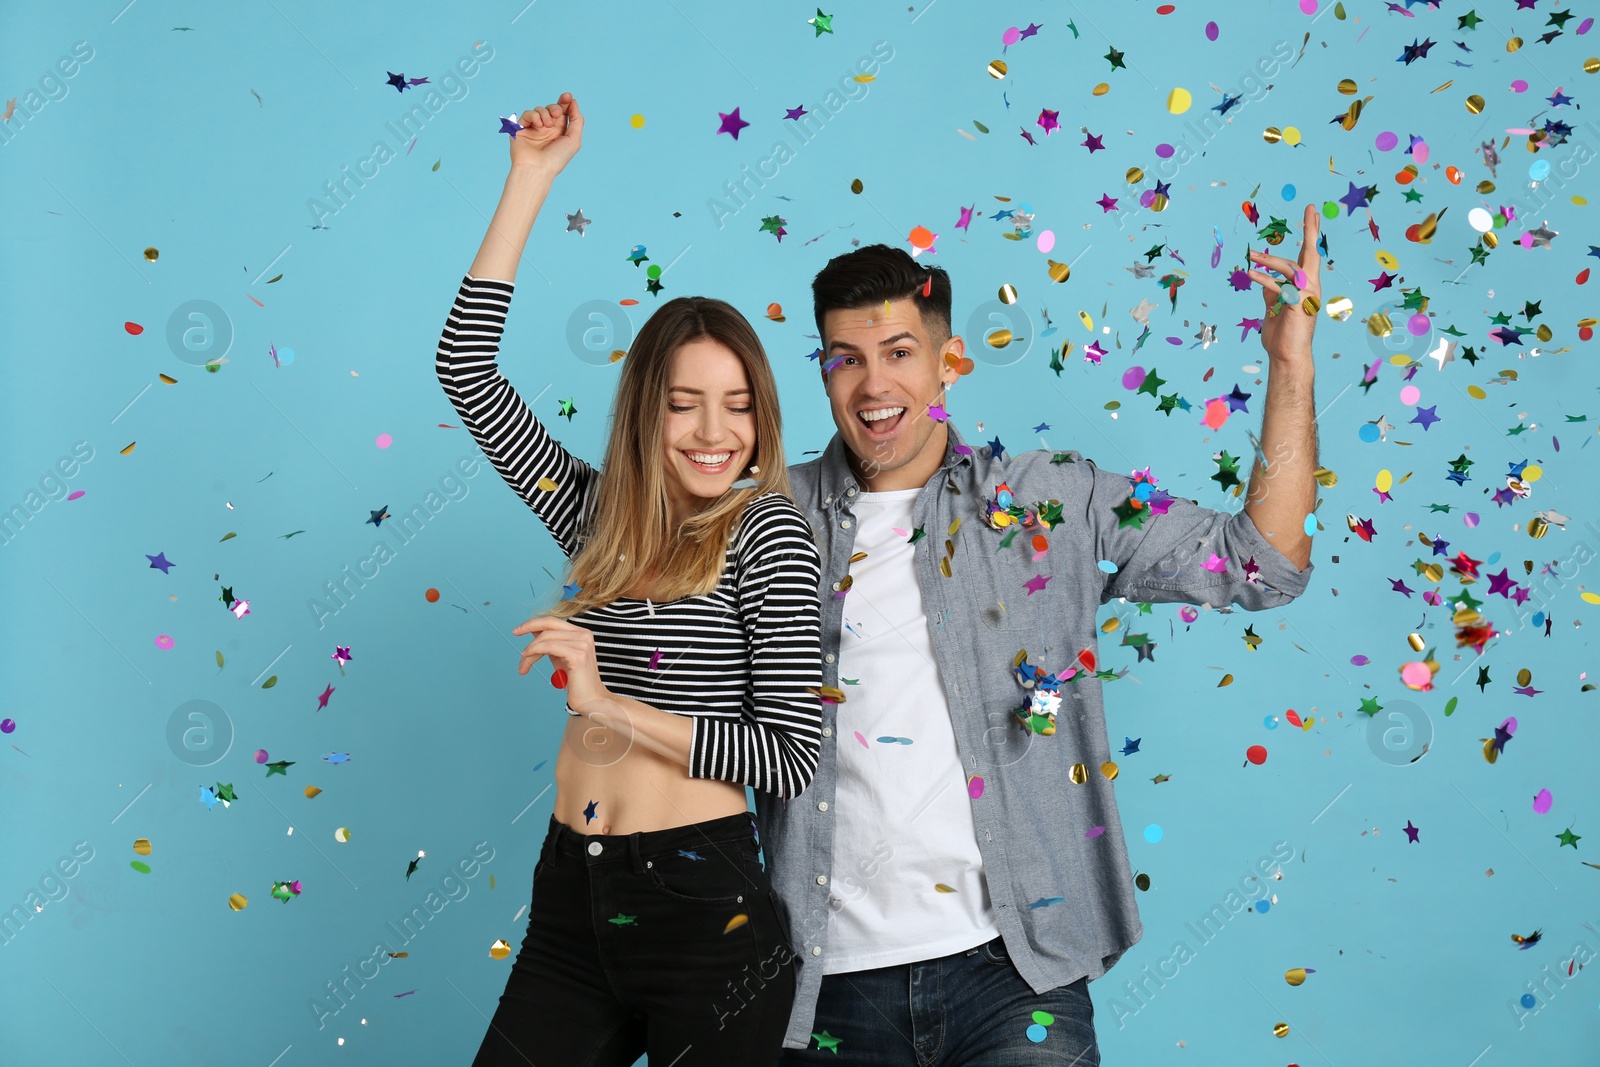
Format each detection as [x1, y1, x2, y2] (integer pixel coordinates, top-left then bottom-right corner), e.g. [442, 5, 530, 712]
[761, 206, 1321, 1063]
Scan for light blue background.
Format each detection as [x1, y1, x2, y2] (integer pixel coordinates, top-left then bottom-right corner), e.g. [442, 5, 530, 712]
[2, 1, 1597, 1064]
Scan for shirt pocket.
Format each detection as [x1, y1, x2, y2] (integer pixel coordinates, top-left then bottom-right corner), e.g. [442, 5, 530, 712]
[960, 528, 1050, 633]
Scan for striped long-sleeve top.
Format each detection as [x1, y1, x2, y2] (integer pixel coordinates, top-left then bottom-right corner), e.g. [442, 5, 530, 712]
[436, 274, 824, 799]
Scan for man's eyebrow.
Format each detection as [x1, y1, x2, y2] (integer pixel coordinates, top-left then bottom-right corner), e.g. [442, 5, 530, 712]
[667, 386, 752, 395]
[828, 331, 920, 353]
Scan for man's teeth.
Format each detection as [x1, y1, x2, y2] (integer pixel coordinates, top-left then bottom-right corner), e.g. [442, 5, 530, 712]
[860, 407, 905, 424]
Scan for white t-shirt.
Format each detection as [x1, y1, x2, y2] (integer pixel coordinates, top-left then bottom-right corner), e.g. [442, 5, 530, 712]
[824, 487, 1000, 973]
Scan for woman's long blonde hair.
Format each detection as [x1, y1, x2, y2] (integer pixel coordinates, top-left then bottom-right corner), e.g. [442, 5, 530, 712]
[545, 296, 796, 618]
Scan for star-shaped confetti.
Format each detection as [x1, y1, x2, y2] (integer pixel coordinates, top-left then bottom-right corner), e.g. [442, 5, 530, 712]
[558, 397, 578, 421]
[807, 8, 834, 36]
[265, 760, 295, 777]
[147, 551, 175, 574]
[565, 208, 591, 236]
[716, 108, 749, 140]
[1404, 820, 1421, 843]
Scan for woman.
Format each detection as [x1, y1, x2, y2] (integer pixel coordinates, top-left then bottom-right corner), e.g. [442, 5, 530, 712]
[437, 93, 823, 1066]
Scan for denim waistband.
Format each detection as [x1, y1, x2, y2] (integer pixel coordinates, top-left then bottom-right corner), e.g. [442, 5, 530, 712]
[544, 811, 758, 867]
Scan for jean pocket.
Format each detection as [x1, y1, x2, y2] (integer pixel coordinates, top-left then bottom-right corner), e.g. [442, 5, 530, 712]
[644, 843, 760, 905]
[981, 937, 1012, 967]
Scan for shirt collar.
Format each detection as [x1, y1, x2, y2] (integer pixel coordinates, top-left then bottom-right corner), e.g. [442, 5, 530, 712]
[816, 421, 975, 506]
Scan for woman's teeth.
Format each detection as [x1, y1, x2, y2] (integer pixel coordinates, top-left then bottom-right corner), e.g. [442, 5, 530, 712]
[685, 451, 733, 470]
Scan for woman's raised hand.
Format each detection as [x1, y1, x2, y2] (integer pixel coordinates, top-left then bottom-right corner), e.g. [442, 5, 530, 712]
[509, 92, 584, 175]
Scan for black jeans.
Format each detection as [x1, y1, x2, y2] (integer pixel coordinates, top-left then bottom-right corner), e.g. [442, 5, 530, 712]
[472, 811, 796, 1066]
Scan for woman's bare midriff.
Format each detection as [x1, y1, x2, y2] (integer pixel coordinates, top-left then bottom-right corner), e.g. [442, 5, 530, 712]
[552, 712, 749, 835]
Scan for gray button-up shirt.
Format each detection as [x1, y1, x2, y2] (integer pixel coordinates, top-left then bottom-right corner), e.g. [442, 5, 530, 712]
[759, 422, 1313, 1049]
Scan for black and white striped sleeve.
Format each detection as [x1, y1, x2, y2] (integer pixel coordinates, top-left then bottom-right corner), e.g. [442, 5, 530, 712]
[690, 494, 825, 799]
[435, 274, 596, 558]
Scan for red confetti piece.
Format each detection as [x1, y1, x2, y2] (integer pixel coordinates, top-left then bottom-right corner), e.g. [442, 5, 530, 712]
[1246, 744, 1268, 765]
[550, 669, 568, 689]
[125, 322, 144, 335]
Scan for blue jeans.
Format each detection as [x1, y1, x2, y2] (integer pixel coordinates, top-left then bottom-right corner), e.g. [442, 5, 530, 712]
[472, 812, 795, 1066]
[780, 937, 1100, 1065]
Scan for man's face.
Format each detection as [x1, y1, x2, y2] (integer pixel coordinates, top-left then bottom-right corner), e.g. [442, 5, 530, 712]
[821, 299, 961, 490]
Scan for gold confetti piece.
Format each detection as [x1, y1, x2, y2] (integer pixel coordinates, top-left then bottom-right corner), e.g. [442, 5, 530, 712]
[850, 178, 864, 194]
[1432, 80, 1453, 93]
[723, 913, 749, 934]
[159, 373, 177, 384]
[121, 441, 137, 455]
[1337, 78, 1358, 95]
[1273, 1022, 1290, 1038]
[998, 283, 1018, 304]
[985, 328, 1014, 348]
[1528, 516, 1549, 539]
[940, 557, 952, 578]
[837, 575, 854, 593]
[944, 539, 955, 557]
[986, 59, 1008, 79]
[228, 893, 248, 911]
[948, 519, 962, 536]
[1367, 311, 1394, 338]
[143, 247, 159, 262]
[934, 883, 957, 893]
[1407, 633, 1425, 652]
[1466, 93, 1485, 114]
[432, 159, 441, 171]
[1218, 674, 1234, 687]
[1046, 260, 1071, 283]
[1134, 872, 1151, 891]
[1125, 166, 1144, 184]
[1285, 968, 1309, 986]
[1100, 617, 1120, 633]
[304, 786, 322, 799]
[1091, 82, 1110, 96]
[849, 552, 868, 564]
[489, 938, 512, 959]
[1100, 761, 1119, 780]
[334, 827, 351, 842]
[388, 951, 409, 958]
[852, 74, 875, 84]
[1313, 468, 1338, 487]
[133, 838, 152, 855]
[266, 274, 283, 284]
[536, 477, 559, 492]
[1421, 563, 1443, 582]
[1069, 763, 1088, 785]
[1507, 36, 1523, 54]
[215, 650, 225, 668]
[262, 675, 278, 689]
[1323, 296, 1353, 321]
[1517, 667, 1532, 687]
[219, 532, 236, 542]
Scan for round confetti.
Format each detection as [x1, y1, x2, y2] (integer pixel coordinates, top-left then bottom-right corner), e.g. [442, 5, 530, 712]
[1299, 0, 1317, 13]
[1375, 469, 1394, 493]
[1205, 22, 1219, 41]
[1374, 131, 1398, 152]
[1255, 898, 1272, 913]
[1097, 559, 1119, 573]
[1351, 654, 1370, 666]
[335, 827, 351, 843]
[1026, 1024, 1048, 1043]
[1358, 423, 1380, 443]
[1143, 824, 1164, 844]
[646, 264, 662, 279]
[1274, 1022, 1290, 1038]
[1179, 606, 1198, 623]
[155, 634, 175, 650]
[67, 491, 84, 501]
[630, 114, 645, 129]
[133, 838, 152, 855]
[1122, 366, 1147, 390]
[1282, 183, 1296, 201]
[228, 893, 249, 911]
[1533, 788, 1553, 814]
[255, 749, 269, 763]
[1002, 26, 1021, 46]
[1530, 159, 1551, 182]
[551, 668, 568, 689]
[1286, 968, 1309, 985]
[1036, 230, 1055, 254]
[0, 718, 13, 733]
[1246, 744, 1268, 765]
[1520, 993, 1537, 1009]
[909, 226, 935, 249]
[144, 247, 159, 262]
[1400, 661, 1432, 689]
[968, 775, 985, 799]
[1464, 512, 1480, 528]
[130, 861, 151, 874]
[1264, 715, 1279, 730]
[1399, 385, 1421, 406]
[304, 786, 322, 798]
[1134, 872, 1151, 891]
[1154, 143, 1175, 159]
[275, 347, 295, 366]
[376, 433, 393, 449]
[125, 321, 144, 335]
[1167, 87, 1192, 114]
[1511, 79, 1529, 93]
[1523, 464, 1542, 483]
[425, 587, 440, 602]
[489, 938, 513, 959]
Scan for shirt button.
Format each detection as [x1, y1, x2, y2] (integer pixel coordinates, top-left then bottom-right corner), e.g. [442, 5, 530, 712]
[831, 581, 842, 591]
[824, 653, 836, 663]
[816, 874, 828, 885]
[586, 841, 602, 856]
[846, 487, 857, 496]
[822, 727, 833, 737]
[824, 495, 833, 505]
[841, 519, 852, 530]
[818, 801, 829, 812]
[812, 946, 823, 956]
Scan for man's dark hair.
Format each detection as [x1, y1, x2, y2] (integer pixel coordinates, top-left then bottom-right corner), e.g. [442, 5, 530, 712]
[811, 243, 952, 346]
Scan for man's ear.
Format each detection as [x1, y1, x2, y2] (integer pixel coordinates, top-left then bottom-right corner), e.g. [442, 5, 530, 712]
[941, 333, 965, 386]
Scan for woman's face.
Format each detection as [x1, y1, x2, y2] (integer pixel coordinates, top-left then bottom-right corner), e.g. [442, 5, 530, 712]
[659, 338, 756, 524]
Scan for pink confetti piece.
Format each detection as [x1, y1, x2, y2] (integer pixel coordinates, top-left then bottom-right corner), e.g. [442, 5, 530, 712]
[855, 731, 870, 749]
